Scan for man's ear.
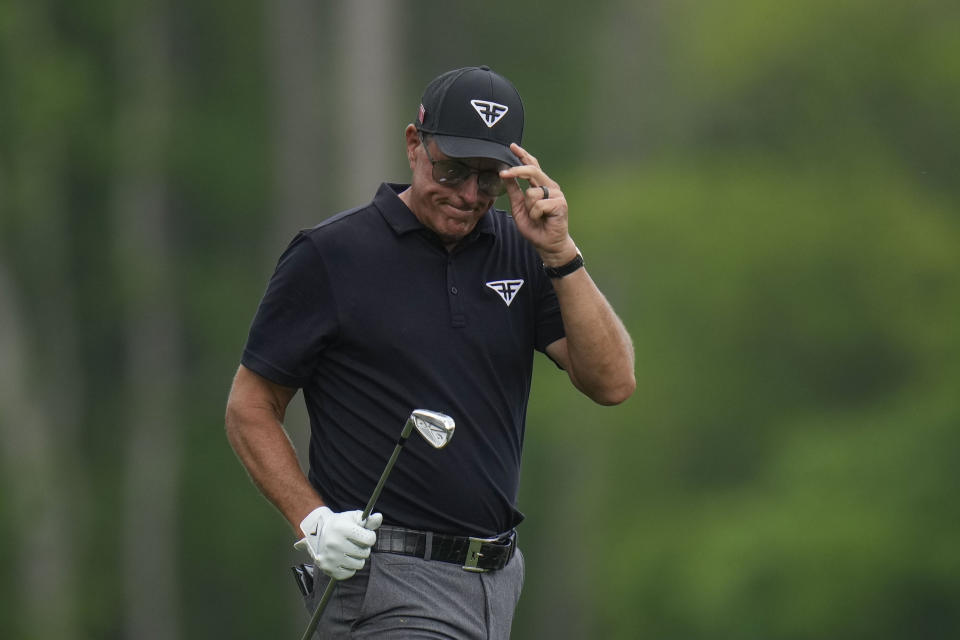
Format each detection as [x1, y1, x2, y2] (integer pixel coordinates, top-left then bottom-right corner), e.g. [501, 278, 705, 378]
[404, 124, 420, 168]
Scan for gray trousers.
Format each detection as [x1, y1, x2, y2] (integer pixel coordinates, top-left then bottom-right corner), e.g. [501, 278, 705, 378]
[301, 548, 525, 639]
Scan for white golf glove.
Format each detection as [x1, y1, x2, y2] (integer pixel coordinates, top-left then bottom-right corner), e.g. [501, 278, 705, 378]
[293, 506, 383, 580]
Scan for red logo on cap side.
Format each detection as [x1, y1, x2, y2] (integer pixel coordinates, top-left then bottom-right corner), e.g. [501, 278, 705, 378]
[418, 103, 425, 124]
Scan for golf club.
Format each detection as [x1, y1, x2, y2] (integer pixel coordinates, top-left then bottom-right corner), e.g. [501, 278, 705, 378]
[299, 409, 455, 640]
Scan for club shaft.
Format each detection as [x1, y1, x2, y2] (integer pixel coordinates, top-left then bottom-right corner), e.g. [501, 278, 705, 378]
[361, 441, 405, 521]
[300, 438, 408, 640]
[300, 582, 335, 640]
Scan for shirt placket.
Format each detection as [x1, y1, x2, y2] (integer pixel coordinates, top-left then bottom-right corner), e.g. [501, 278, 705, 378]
[446, 254, 466, 328]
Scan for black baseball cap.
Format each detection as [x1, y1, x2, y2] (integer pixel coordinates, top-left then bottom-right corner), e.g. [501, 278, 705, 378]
[415, 66, 524, 167]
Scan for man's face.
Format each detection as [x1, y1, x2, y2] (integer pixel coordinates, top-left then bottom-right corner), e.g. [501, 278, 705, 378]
[403, 127, 504, 246]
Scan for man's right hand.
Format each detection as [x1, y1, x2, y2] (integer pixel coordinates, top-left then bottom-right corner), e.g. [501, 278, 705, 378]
[293, 506, 383, 580]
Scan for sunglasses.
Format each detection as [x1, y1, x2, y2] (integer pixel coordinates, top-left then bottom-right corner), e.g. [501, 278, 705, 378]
[419, 133, 508, 197]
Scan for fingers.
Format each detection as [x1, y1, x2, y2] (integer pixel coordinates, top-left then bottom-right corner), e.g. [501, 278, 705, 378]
[322, 526, 372, 577]
[301, 509, 381, 580]
[335, 551, 367, 570]
[317, 538, 371, 580]
[326, 556, 365, 580]
[333, 511, 377, 548]
[328, 567, 356, 581]
[499, 143, 564, 224]
[326, 539, 369, 580]
[362, 512, 383, 531]
[523, 185, 566, 221]
[510, 142, 539, 170]
[502, 174, 523, 204]
[524, 185, 562, 202]
[341, 544, 371, 562]
[499, 143, 556, 189]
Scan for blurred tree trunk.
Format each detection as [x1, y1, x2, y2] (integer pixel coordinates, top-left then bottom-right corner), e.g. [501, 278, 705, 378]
[113, 1, 183, 639]
[264, 0, 404, 472]
[266, 0, 329, 255]
[268, 0, 403, 223]
[0, 268, 75, 639]
[0, 3, 84, 637]
[264, 6, 403, 626]
[331, 0, 403, 206]
[587, 0, 665, 164]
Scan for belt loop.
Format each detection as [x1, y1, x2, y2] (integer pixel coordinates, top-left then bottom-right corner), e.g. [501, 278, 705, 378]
[424, 531, 433, 561]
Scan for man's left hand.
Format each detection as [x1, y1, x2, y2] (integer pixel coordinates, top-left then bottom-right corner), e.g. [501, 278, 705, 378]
[499, 143, 579, 267]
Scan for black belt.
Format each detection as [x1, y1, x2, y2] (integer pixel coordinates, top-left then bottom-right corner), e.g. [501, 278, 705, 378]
[374, 525, 517, 572]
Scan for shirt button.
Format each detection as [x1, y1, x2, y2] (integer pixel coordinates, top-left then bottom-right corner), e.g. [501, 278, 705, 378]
[450, 286, 459, 295]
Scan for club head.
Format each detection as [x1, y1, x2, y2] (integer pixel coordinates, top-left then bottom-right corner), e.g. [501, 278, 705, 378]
[407, 409, 455, 449]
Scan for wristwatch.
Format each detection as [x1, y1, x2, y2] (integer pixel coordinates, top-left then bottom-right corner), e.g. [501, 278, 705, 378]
[542, 252, 584, 279]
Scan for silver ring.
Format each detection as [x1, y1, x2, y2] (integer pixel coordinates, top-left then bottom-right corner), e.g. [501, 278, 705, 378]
[541, 185, 549, 200]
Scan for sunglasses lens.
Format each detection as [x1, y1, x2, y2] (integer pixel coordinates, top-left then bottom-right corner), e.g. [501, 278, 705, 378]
[433, 161, 470, 185]
[430, 155, 505, 196]
[478, 173, 506, 196]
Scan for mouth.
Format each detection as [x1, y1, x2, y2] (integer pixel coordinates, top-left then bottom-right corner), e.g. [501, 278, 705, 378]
[443, 202, 477, 217]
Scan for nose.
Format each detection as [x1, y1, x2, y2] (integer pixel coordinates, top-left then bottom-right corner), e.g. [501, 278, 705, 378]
[455, 172, 481, 204]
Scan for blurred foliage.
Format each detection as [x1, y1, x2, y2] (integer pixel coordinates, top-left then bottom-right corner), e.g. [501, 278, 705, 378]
[540, 158, 960, 638]
[1, 0, 958, 639]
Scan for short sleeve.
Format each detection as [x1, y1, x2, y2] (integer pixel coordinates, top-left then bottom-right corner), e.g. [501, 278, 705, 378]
[533, 269, 565, 354]
[241, 232, 338, 388]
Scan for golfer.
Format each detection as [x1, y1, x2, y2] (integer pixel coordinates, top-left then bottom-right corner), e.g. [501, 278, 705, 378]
[225, 65, 635, 638]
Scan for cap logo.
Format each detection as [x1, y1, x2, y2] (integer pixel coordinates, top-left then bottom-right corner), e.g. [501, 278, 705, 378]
[470, 99, 509, 128]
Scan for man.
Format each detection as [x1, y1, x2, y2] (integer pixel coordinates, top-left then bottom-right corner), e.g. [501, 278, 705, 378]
[225, 65, 635, 638]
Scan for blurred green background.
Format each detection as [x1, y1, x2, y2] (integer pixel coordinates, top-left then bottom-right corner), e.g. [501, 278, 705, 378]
[2, 0, 958, 638]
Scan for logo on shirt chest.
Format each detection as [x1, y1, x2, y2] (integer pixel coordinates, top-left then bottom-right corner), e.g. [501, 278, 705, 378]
[485, 279, 524, 307]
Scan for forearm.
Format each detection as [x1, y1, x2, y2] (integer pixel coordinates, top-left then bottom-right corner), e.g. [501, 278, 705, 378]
[552, 267, 636, 405]
[225, 400, 322, 537]
[497, 143, 635, 403]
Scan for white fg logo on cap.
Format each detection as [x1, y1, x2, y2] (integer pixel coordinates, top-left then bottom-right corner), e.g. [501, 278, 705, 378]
[470, 100, 509, 128]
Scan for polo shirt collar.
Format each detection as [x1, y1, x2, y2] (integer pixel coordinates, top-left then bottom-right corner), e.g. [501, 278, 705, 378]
[374, 182, 496, 239]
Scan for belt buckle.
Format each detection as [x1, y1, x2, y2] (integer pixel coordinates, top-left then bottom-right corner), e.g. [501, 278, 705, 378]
[462, 536, 498, 573]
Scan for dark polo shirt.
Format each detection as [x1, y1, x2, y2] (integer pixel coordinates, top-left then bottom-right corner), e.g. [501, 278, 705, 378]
[242, 183, 565, 536]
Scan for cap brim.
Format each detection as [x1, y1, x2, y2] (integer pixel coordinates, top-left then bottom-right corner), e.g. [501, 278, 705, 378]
[432, 134, 521, 167]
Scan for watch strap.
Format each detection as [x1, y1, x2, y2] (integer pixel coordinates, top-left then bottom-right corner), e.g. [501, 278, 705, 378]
[543, 253, 584, 279]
